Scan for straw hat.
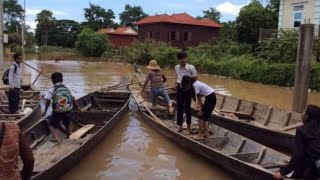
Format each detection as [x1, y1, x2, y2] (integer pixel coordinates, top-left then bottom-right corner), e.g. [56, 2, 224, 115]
[146, 60, 160, 70]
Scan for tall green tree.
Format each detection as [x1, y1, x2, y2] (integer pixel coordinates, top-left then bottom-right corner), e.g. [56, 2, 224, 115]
[48, 20, 82, 48]
[3, 0, 23, 33]
[265, 0, 280, 28]
[83, 3, 115, 31]
[236, 0, 274, 45]
[119, 4, 147, 26]
[35, 10, 55, 46]
[220, 21, 237, 40]
[75, 28, 110, 57]
[201, 7, 221, 23]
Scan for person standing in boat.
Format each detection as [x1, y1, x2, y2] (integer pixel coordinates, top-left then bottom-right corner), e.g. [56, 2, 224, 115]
[8, 53, 23, 114]
[0, 122, 34, 180]
[181, 76, 216, 138]
[173, 51, 197, 133]
[42, 72, 81, 142]
[273, 104, 320, 179]
[140, 60, 174, 114]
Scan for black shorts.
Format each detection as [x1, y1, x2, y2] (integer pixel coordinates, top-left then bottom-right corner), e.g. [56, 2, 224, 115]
[49, 111, 72, 128]
[199, 92, 216, 121]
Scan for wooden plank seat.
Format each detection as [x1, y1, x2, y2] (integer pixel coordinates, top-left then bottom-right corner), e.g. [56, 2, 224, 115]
[261, 162, 287, 169]
[0, 114, 25, 117]
[94, 98, 128, 103]
[69, 124, 95, 139]
[230, 152, 260, 163]
[220, 110, 255, 120]
[0, 104, 37, 108]
[197, 136, 229, 150]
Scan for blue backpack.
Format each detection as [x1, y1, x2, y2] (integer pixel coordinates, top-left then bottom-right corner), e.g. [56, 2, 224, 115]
[52, 84, 73, 113]
[2, 64, 17, 85]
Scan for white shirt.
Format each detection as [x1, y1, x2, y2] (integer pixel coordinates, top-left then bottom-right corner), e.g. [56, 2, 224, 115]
[174, 63, 197, 83]
[44, 82, 63, 100]
[8, 62, 21, 88]
[193, 80, 215, 96]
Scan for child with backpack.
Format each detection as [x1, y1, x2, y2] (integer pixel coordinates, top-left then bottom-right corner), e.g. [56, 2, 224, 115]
[2, 53, 22, 114]
[42, 72, 81, 142]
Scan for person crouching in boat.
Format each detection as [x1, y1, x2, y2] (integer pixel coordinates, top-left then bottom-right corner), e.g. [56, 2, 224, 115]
[273, 104, 320, 180]
[42, 72, 81, 142]
[0, 122, 34, 180]
[139, 60, 174, 114]
[181, 75, 216, 138]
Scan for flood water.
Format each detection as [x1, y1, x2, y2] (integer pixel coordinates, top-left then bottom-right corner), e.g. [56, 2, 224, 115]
[13, 60, 320, 180]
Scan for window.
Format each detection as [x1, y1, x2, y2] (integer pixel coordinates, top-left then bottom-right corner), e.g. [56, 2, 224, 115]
[183, 32, 192, 41]
[169, 32, 180, 41]
[146, 32, 152, 38]
[293, 4, 304, 28]
[154, 32, 160, 39]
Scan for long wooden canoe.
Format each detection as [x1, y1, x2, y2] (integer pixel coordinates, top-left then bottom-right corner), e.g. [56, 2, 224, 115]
[0, 89, 42, 132]
[136, 72, 299, 155]
[130, 75, 291, 180]
[23, 78, 131, 180]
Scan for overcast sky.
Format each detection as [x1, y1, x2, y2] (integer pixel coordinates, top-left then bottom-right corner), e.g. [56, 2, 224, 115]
[22, 0, 250, 30]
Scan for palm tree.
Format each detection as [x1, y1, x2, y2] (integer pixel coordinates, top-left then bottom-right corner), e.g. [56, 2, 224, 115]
[36, 10, 55, 46]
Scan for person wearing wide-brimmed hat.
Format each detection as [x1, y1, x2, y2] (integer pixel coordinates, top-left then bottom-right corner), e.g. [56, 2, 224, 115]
[140, 60, 174, 113]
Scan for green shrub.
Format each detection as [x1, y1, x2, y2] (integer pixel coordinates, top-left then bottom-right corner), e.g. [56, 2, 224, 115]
[75, 28, 110, 57]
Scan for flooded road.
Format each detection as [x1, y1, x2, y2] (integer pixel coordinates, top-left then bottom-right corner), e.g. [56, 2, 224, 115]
[13, 60, 320, 179]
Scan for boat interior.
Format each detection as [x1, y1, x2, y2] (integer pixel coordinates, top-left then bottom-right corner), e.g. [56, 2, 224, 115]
[22, 90, 131, 175]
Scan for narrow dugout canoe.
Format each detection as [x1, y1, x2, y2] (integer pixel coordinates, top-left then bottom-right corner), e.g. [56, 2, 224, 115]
[130, 73, 291, 180]
[23, 78, 131, 180]
[0, 89, 42, 132]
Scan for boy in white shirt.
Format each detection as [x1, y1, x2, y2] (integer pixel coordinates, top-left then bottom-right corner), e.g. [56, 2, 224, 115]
[181, 75, 216, 138]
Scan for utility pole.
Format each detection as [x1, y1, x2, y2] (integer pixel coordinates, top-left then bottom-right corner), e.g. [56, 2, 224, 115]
[0, 0, 4, 70]
[292, 24, 314, 113]
[21, 0, 25, 61]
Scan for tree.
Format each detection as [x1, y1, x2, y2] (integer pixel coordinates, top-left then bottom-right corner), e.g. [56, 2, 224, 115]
[48, 20, 82, 48]
[219, 21, 237, 41]
[236, 0, 275, 45]
[119, 4, 147, 26]
[75, 28, 110, 57]
[200, 7, 221, 23]
[3, 0, 23, 33]
[83, 3, 115, 31]
[265, 0, 280, 28]
[35, 10, 55, 46]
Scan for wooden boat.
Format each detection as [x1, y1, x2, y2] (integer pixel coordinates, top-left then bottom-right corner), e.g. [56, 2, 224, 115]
[23, 78, 131, 180]
[0, 89, 42, 132]
[135, 72, 299, 155]
[130, 75, 291, 180]
[200, 93, 301, 155]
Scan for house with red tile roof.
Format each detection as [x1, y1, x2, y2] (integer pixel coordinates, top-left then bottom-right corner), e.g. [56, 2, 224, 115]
[135, 13, 222, 48]
[98, 27, 138, 48]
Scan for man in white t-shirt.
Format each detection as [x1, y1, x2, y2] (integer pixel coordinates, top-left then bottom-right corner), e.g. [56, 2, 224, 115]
[174, 51, 197, 133]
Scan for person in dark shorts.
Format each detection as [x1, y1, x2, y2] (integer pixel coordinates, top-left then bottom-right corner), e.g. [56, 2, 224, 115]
[182, 75, 216, 138]
[42, 72, 81, 142]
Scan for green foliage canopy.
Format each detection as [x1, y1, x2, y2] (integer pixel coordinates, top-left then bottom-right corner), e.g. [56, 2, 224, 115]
[119, 4, 147, 26]
[75, 28, 110, 57]
[83, 3, 115, 31]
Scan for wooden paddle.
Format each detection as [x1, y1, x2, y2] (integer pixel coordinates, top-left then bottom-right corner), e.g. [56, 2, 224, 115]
[23, 62, 51, 79]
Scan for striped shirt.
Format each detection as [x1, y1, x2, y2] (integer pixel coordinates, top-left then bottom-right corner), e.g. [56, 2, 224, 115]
[8, 62, 21, 89]
[142, 70, 167, 89]
[0, 122, 34, 180]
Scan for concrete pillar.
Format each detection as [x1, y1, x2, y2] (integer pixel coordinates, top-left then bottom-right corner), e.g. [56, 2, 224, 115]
[292, 24, 314, 113]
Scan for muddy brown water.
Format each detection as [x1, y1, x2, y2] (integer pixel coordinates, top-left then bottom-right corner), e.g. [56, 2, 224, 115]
[10, 60, 320, 180]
